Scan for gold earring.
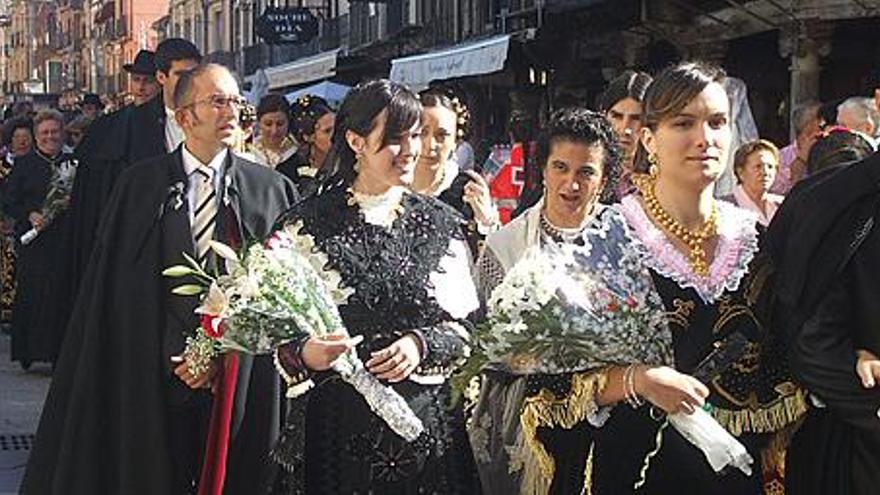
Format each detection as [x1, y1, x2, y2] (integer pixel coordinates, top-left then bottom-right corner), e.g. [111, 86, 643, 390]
[648, 154, 659, 178]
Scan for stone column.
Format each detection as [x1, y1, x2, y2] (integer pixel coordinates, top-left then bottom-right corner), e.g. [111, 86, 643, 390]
[780, 20, 833, 111]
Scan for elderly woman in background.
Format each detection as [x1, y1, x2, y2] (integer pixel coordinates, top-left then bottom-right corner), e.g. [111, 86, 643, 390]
[724, 139, 784, 226]
[2, 110, 77, 369]
[0, 117, 33, 328]
[470, 107, 622, 494]
[249, 93, 298, 169]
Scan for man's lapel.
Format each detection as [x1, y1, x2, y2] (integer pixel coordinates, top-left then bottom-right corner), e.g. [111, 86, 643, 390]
[217, 152, 246, 248]
[161, 149, 200, 327]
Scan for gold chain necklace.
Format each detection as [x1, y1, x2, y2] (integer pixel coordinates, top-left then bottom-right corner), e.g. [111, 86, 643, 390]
[632, 173, 718, 277]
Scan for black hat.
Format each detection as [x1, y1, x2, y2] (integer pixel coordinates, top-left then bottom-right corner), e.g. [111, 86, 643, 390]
[123, 49, 157, 75]
[82, 93, 104, 109]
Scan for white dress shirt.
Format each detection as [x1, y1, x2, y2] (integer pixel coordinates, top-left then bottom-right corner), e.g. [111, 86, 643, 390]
[165, 107, 186, 151]
[180, 145, 228, 226]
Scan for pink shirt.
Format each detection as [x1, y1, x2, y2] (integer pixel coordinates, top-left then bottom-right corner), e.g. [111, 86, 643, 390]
[732, 184, 783, 227]
[770, 143, 798, 195]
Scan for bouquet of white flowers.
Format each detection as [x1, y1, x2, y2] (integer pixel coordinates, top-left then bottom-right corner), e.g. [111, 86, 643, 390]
[460, 210, 753, 477]
[163, 222, 424, 442]
[20, 157, 77, 245]
[465, 213, 674, 379]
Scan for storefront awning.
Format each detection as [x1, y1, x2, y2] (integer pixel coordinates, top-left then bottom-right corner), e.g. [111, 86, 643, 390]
[390, 35, 510, 91]
[247, 49, 340, 91]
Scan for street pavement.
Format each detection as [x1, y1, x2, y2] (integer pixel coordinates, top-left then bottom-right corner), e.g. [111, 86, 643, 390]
[0, 332, 51, 495]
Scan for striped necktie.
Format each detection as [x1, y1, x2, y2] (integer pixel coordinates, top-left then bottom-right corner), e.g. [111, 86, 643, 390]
[192, 166, 217, 264]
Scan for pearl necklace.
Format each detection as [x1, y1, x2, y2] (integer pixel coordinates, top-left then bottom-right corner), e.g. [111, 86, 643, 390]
[632, 173, 718, 277]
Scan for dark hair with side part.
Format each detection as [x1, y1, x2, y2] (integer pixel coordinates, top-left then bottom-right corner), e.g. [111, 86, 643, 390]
[290, 95, 334, 143]
[172, 63, 231, 110]
[732, 139, 780, 183]
[597, 70, 653, 111]
[806, 126, 875, 176]
[3, 117, 33, 147]
[256, 93, 291, 120]
[155, 38, 202, 75]
[419, 90, 471, 140]
[632, 61, 727, 173]
[535, 107, 624, 203]
[318, 79, 421, 190]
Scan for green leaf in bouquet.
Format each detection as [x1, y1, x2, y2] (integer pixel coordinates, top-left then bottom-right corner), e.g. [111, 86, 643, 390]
[162, 265, 196, 278]
[172, 284, 205, 296]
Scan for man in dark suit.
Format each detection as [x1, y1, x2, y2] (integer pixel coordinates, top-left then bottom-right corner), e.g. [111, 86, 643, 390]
[59, 38, 203, 352]
[23, 63, 298, 494]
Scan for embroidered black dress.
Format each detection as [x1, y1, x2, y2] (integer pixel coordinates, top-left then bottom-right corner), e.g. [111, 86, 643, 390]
[0, 153, 17, 325]
[4, 150, 76, 366]
[275, 186, 481, 494]
[276, 150, 320, 199]
[588, 196, 803, 494]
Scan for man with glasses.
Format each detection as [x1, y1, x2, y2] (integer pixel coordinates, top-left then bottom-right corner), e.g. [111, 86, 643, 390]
[23, 63, 298, 495]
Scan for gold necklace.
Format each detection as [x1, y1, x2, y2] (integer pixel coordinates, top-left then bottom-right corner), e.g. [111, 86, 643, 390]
[632, 173, 718, 277]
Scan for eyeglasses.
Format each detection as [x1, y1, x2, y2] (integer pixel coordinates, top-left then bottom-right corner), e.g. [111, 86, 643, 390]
[180, 94, 248, 111]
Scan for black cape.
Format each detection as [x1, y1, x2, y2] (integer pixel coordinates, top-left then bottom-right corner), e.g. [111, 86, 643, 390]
[59, 98, 167, 335]
[765, 154, 880, 495]
[22, 148, 298, 495]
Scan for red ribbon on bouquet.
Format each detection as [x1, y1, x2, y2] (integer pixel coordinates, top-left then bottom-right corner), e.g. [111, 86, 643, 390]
[197, 353, 239, 495]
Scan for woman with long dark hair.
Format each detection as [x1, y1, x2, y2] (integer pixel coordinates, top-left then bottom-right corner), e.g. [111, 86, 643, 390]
[271, 80, 481, 493]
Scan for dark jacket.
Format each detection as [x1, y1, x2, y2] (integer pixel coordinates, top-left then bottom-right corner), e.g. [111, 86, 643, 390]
[22, 148, 298, 495]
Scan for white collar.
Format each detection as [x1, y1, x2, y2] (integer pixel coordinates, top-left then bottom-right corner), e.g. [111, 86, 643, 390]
[165, 106, 176, 118]
[181, 144, 228, 177]
[349, 186, 407, 228]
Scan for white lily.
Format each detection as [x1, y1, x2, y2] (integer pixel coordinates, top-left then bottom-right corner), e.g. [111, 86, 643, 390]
[195, 281, 229, 317]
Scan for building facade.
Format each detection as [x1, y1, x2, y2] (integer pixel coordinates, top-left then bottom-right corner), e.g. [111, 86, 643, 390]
[3, 0, 167, 97]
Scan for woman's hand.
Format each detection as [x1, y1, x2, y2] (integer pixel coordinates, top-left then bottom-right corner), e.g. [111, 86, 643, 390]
[855, 349, 880, 388]
[171, 355, 218, 390]
[301, 333, 363, 371]
[462, 170, 499, 228]
[635, 365, 710, 415]
[28, 211, 45, 230]
[366, 334, 422, 383]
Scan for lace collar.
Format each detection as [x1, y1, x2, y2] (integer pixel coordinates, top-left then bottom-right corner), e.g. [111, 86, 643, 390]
[617, 194, 759, 304]
[348, 186, 407, 228]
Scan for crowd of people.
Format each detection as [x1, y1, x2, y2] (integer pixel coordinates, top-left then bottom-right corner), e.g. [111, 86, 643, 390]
[0, 35, 878, 495]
